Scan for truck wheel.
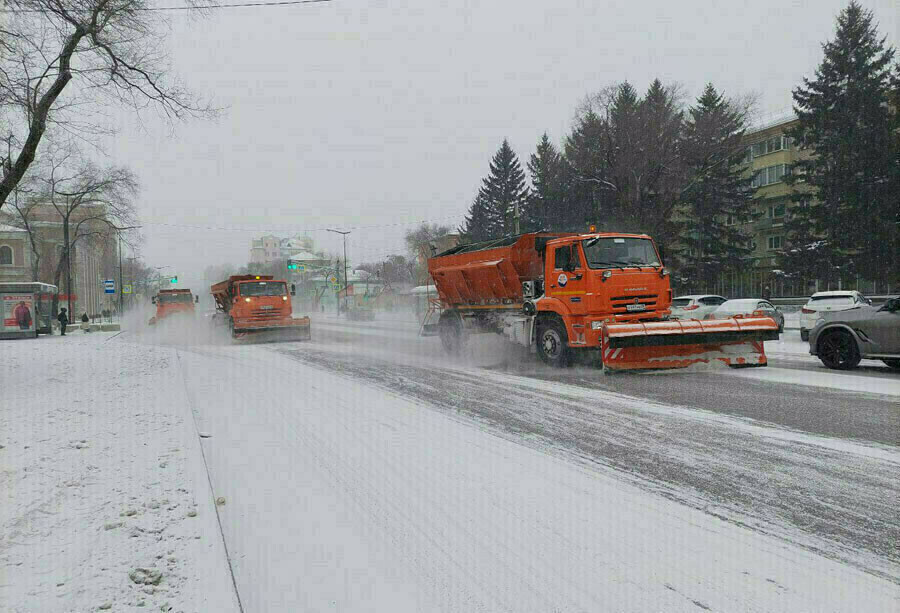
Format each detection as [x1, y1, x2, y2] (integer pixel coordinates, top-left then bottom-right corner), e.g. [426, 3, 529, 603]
[882, 359, 900, 371]
[817, 329, 860, 370]
[438, 311, 465, 355]
[536, 318, 571, 367]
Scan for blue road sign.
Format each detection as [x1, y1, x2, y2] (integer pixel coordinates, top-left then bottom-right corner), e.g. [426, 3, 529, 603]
[103, 279, 116, 294]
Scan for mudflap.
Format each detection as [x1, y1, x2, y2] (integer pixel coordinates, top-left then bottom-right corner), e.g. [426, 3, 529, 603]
[420, 323, 439, 337]
[600, 317, 779, 372]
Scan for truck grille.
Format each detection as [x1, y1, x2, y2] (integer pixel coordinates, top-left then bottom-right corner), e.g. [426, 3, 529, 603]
[250, 309, 283, 319]
[610, 294, 658, 312]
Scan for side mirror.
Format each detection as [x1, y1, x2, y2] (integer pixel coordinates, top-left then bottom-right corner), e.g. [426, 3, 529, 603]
[195, 296, 199, 303]
[290, 284, 296, 296]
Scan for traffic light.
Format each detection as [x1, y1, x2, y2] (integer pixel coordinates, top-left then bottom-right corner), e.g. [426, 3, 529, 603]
[287, 262, 297, 270]
[170, 276, 177, 284]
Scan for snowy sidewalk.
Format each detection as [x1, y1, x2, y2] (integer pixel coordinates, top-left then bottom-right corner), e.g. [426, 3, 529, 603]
[0, 332, 239, 613]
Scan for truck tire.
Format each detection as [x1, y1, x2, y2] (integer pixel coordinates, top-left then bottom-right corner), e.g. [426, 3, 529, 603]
[882, 359, 900, 371]
[817, 329, 861, 370]
[536, 317, 571, 367]
[438, 311, 465, 355]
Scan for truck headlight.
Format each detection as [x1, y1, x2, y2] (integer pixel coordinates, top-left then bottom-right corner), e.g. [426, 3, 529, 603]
[245, 298, 251, 303]
[591, 321, 603, 330]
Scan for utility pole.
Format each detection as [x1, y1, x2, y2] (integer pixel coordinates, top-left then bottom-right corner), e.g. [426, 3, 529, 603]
[65, 194, 73, 318]
[117, 233, 124, 317]
[127, 256, 137, 308]
[327, 229, 351, 315]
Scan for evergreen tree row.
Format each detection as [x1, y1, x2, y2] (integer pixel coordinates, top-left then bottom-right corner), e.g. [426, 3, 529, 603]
[460, 81, 756, 289]
[460, 1, 899, 289]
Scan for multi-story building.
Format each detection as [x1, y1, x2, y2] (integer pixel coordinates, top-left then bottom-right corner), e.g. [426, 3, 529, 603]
[0, 224, 33, 283]
[741, 113, 804, 269]
[249, 235, 283, 265]
[0, 201, 114, 317]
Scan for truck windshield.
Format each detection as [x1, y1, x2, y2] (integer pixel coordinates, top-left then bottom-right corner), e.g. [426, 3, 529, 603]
[582, 237, 660, 269]
[239, 282, 287, 297]
[158, 293, 193, 304]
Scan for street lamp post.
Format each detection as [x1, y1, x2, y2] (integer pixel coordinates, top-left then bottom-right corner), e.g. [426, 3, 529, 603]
[154, 266, 172, 295]
[327, 229, 351, 315]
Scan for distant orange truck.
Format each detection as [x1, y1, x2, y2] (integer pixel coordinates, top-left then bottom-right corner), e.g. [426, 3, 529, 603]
[210, 274, 311, 341]
[149, 288, 197, 325]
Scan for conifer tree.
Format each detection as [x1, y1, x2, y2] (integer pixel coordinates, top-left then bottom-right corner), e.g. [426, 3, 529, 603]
[677, 84, 754, 289]
[459, 139, 529, 242]
[781, 1, 897, 286]
[524, 133, 568, 232]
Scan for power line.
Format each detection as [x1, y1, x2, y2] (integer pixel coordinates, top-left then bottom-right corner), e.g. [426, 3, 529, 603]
[0, 0, 331, 14]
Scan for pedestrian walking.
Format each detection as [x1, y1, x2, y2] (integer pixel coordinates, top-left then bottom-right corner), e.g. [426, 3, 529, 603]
[57, 308, 69, 336]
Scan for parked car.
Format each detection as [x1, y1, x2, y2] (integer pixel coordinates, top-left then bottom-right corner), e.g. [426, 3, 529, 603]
[669, 295, 728, 320]
[808, 296, 900, 370]
[799, 290, 871, 341]
[705, 298, 784, 332]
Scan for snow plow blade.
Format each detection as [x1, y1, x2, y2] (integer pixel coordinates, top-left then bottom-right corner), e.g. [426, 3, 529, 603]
[601, 317, 780, 371]
[231, 317, 311, 342]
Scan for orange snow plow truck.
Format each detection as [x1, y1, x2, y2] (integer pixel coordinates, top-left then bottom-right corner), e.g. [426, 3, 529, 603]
[428, 232, 779, 371]
[210, 275, 311, 341]
[149, 289, 197, 325]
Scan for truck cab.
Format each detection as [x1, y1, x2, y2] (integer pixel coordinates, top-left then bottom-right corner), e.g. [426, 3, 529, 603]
[150, 289, 197, 325]
[229, 278, 294, 325]
[537, 234, 672, 344]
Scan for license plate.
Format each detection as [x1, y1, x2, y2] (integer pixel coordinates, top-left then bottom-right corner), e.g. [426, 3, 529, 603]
[261, 306, 274, 310]
[625, 303, 646, 312]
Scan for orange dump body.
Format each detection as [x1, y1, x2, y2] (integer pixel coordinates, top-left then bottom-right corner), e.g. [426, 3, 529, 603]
[428, 233, 572, 308]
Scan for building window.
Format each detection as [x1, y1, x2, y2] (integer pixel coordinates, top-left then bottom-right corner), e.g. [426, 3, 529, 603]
[768, 203, 786, 218]
[752, 164, 789, 188]
[750, 135, 789, 158]
[767, 236, 783, 250]
[725, 214, 736, 226]
[0, 245, 12, 265]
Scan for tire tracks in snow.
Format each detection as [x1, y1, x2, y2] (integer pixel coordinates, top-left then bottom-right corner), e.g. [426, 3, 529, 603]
[272, 344, 900, 586]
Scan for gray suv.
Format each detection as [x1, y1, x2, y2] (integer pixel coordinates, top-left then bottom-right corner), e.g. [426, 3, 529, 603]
[809, 296, 900, 370]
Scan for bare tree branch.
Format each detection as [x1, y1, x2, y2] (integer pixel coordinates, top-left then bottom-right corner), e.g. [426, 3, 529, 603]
[0, 0, 215, 211]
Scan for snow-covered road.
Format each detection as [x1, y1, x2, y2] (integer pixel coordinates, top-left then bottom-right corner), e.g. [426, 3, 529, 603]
[175, 341, 898, 611]
[4, 315, 899, 612]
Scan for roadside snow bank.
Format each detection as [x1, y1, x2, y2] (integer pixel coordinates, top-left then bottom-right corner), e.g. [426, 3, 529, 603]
[0, 333, 238, 613]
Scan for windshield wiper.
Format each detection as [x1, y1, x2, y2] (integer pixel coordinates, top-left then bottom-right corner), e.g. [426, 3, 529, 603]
[591, 261, 626, 271]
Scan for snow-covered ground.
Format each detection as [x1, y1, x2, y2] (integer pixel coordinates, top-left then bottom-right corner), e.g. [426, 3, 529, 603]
[0, 330, 239, 613]
[3, 315, 898, 612]
[173, 341, 899, 611]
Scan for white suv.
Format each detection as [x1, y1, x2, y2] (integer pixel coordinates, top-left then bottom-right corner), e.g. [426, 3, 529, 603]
[799, 290, 871, 341]
[670, 295, 728, 320]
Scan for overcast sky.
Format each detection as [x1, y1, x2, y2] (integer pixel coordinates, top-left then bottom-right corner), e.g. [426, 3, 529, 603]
[101, 0, 898, 287]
